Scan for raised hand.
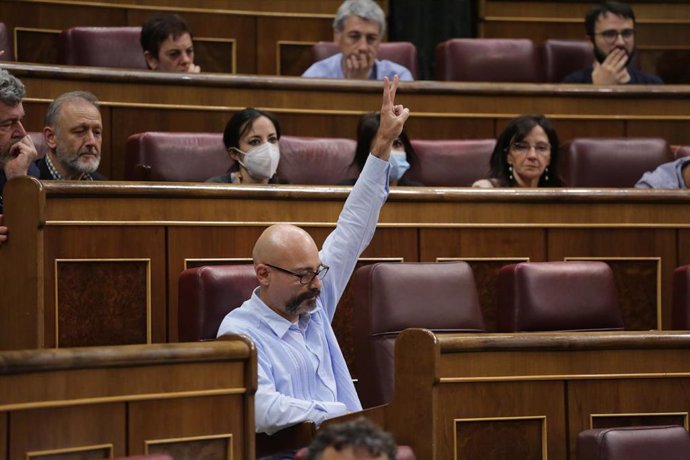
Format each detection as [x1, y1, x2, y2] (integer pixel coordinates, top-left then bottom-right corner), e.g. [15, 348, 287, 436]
[592, 48, 631, 85]
[370, 75, 410, 160]
[0, 214, 6, 246]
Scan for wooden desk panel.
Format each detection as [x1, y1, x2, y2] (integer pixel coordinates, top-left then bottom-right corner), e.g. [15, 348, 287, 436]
[6, 63, 690, 180]
[2, 179, 690, 355]
[387, 329, 690, 459]
[0, 338, 256, 459]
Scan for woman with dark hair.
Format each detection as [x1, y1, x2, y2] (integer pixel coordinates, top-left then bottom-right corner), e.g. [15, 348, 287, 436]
[473, 114, 564, 188]
[341, 112, 422, 186]
[207, 108, 281, 184]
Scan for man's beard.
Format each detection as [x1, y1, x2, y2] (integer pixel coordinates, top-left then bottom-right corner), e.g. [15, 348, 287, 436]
[57, 145, 100, 175]
[594, 44, 634, 66]
[285, 289, 320, 315]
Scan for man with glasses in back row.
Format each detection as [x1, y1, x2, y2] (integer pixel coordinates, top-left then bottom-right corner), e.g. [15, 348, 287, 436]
[302, 0, 413, 81]
[217, 76, 410, 442]
[563, 1, 663, 84]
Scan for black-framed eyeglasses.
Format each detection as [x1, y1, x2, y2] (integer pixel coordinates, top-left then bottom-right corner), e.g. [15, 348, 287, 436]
[265, 263, 329, 285]
[595, 28, 634, 43]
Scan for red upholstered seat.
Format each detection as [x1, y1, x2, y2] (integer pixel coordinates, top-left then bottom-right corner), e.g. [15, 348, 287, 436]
[542, 39, 593, 83]
[561, 137, 671, 187]
[59, 26, 147, 69]
[125, 132, 230, 181]
[577, 425, 690, 460]
[352, 262, 485, 407]
[276, 135, 358, 185]
[672, 264, 690, 330]
[497, 261, 624, 332]
[311, 41, 419, 80]
[435, 38, 543, 82]
[0, 23, 14, 62]
[408, 139, 495, 186]
[178, 264, 258, 342]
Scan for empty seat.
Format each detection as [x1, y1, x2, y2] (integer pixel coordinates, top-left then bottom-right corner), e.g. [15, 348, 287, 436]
[561, 138, 671, 187]
[178, 264, 258, 342]
[672, 264, 690, 330]
[311, 41, 419, 80]
[497, 261, 624, 332]
[577, 425, 690, 460]
[276, 135, 358, 185]
[542, 39, 593, 83]
[352, 262, 485, 407]
[59, 27, 147, 69]
[435, 38, 543, 82]
[0, 23, 13, 62]
[407, 139, 496, 186]
[125, 132, 230, 181]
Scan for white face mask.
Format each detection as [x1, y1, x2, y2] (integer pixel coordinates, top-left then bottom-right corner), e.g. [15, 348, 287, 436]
[234, 142, 280, 180]
[389, 149, 410, 182]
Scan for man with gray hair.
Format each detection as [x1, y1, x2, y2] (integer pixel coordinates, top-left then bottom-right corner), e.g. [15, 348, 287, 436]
[302, 0, 413, 81]
[0, 69, 39, 246]
[38, 91, 106, 181]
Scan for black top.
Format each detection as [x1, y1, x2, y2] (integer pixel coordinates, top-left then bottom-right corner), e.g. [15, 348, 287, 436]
[562, 66, 663, 84]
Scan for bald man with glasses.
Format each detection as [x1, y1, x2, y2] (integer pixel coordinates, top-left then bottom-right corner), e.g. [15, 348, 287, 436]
[563, 1, 663, 84]
[217, 77, 410, 438]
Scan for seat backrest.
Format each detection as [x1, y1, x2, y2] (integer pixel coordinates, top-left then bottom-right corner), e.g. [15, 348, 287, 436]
[352, 262, 485, 407]
[0, 23, 13, 62]
[672, 264, 690, 330]
[407, 139, 496, 186]
[561, 138, 672, 187]
[497, 261, 624, 332]
[542, 39, 593, 83]
[58, 27, 147, 69]
[577, 425, 690, 460]
[178, 264, 258, 342]
[276, 135, 358, 185]
[311, 41, 419, 79]
[435, 38, 543, 82]
[125, 132, 230, 181]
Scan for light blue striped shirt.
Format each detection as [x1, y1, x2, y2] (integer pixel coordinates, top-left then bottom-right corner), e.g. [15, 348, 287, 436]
[302, 53, 413, 81]
[217, 154, 390, 434]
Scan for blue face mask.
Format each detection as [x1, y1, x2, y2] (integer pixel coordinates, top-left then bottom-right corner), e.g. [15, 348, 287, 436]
[389, 150, 410, 182]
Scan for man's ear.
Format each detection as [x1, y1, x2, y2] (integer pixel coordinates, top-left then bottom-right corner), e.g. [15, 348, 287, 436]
[143, 51, 158, 70]
[255, 264, 271, 287]
[43, 126, 57, 149]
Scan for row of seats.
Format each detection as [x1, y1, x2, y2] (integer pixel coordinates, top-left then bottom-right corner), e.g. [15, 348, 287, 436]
[124, 132, 678, 187]
[1, 23, 594, 83]
[179, 261, 690, 408]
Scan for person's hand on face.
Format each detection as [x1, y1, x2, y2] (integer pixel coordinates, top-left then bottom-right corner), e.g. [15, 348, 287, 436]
[0, 214, 7, 246]
[344, 50, 375, 79]
[592, 47, 631, 84]
[4, 134, 37, 179]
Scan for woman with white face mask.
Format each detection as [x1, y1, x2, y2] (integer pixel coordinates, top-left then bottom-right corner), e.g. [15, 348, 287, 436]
[207, 108, 281, 184]
[340, 112, 422, 186]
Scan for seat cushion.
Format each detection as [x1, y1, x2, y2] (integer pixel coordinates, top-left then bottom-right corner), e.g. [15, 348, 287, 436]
[577, 425, 690, 460]
[497, 261, 624, 332]
[561, 138, 671, 187]
[408, 139, 495, 186]
[276, 135, 357, 185]
[59, 27, 147, 69]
